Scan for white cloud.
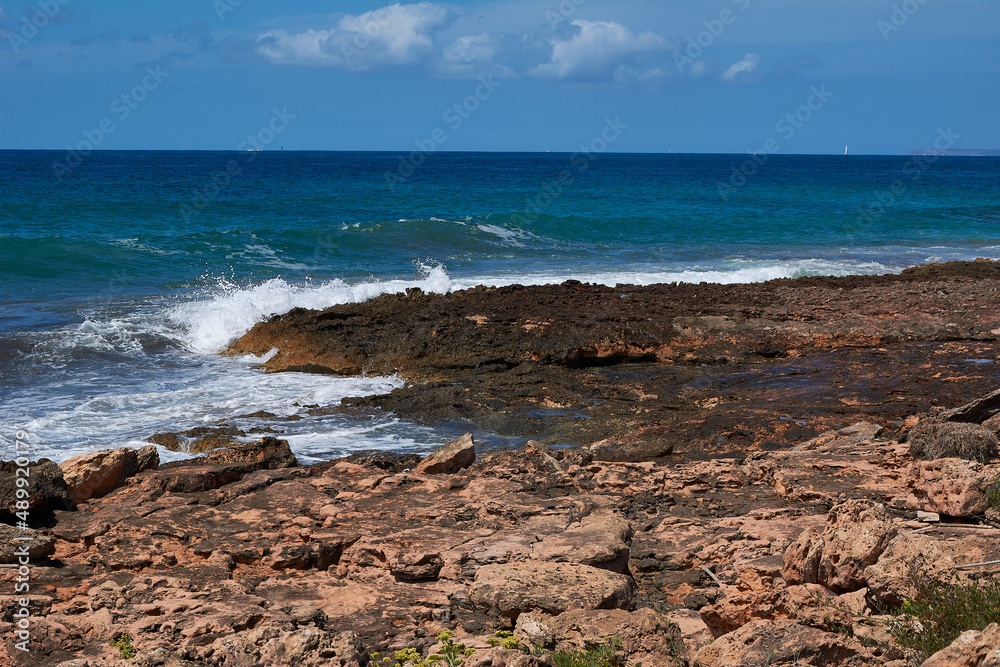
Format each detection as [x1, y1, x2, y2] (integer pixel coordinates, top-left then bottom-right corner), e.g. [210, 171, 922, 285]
[721, 53, 760, 83]
[443, 33, 499, 65]
[434, 32, 506, 77]
[257, 2, 451, 70]
[530, 19, 669, 83]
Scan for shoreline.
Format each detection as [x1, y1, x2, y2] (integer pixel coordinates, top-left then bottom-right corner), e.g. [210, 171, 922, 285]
[224, 258, 1000, 462]
[2, 259, 1000, 665]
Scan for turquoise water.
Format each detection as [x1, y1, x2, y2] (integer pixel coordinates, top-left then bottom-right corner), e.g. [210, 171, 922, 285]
[2, 150, 999, 461]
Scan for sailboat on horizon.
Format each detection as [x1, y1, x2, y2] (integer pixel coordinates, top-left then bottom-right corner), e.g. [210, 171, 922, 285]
[845, 145, 849, 156]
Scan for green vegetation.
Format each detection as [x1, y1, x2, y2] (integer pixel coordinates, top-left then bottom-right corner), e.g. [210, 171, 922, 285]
[881, 567, 1000, 659]
[370, 631, 634, 667]
[370, 631, 476, 667]
[110, 632, 136, 660]
[986, 475, 1000, 509]
[551, 637, 626, 667]
[485, 630, 521, 651]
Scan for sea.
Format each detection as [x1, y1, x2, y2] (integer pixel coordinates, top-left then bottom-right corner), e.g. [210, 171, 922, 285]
[2, 150, 999, 464]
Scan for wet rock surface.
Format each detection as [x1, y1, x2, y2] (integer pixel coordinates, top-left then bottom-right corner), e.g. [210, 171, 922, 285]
[229, 261, 1000, 457]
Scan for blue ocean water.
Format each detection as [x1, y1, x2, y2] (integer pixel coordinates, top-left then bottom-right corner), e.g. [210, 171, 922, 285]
[2, 150, 999, 462]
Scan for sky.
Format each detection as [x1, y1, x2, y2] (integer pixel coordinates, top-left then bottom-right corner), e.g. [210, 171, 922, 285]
[1, 0, 998, 154]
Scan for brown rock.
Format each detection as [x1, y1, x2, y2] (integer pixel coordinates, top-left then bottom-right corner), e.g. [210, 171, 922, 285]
[905, 458, 1000, 516]
[415, 433, 476, 474]
[783, 499, 898, 593]
[206, 626, 366, 667]
[700, 584, 854, 638]
[387, 551, 444, 581]
[984, 413, 1000, 434]
[530, 512, 633, 572]
[943, 387, 1000, 426]
[148, 425, 246, 453]
[202, 436, 298, 469]
[0, 458, 71, 517]
[920, 622, 1000, 667]
[60, 447, 140, 503]
[864, 532, 1000, 608]
[470, 562, 632, 619]
[0, 524, 55, 563]
[136, 444, 160, 471]
[695, 619, 877, 667]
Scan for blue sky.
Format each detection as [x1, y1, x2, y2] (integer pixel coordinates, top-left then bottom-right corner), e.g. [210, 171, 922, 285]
[1, 0, 998, 154]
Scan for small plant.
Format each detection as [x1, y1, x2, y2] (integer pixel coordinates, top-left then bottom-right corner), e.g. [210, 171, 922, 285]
[986, 476, 1000, 508]
[551, 638, 626, 667]
[486, 630, 522, 651]
[908, 422, 998, 463]
[110, 632, 135, 659]
[370, 632, 476, 667]
[879, 566, 1000, 660]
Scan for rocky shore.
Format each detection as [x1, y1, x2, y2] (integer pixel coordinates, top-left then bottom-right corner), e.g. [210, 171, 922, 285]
[3, 261, 1000, 666]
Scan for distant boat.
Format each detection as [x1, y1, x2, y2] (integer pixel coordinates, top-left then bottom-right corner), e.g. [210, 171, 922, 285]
[845, 145, 849, 156]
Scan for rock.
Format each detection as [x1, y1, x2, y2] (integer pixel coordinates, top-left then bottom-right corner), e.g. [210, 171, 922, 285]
[920, 622, 1000, 667]
[530, 512, 633, 572]
[539, 608, 686, 666]
[792, 422, 884, 451]
[0, 458, 71, 517]
[524, 441, 565, 473]
[695, 619, 876, 667]
[229, 265, 1000, 458]
[387, 551, 444, 581]
[783, 499, 898, 593]
[341, 451, 421, 474]
[0, 524, 55, 562]
[700, 584, 854, 638]
[909, 422, 999, 463]
[470, 562, 632, 619]
[943, 388, 1000, 425]
[202, 436, 298, 469]
[984, 413, 1000, 434]
[60, 447, 140, 504]
[863, 532, 997, 608]
[415, 433, 476, 475]
[905, 458, 1000, 516]
[684, 589, 720, 611]
[515, 612, 556, 647]
[136, 445, 160, 471]
[207, 626, 366, 666]
[148, 425, 246, 453]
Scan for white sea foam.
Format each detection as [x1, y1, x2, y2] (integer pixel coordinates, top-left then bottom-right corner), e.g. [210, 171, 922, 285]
[447, 258, 899, 291]
[0, 357, 410, 464]
[168, 264, 453, 354]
